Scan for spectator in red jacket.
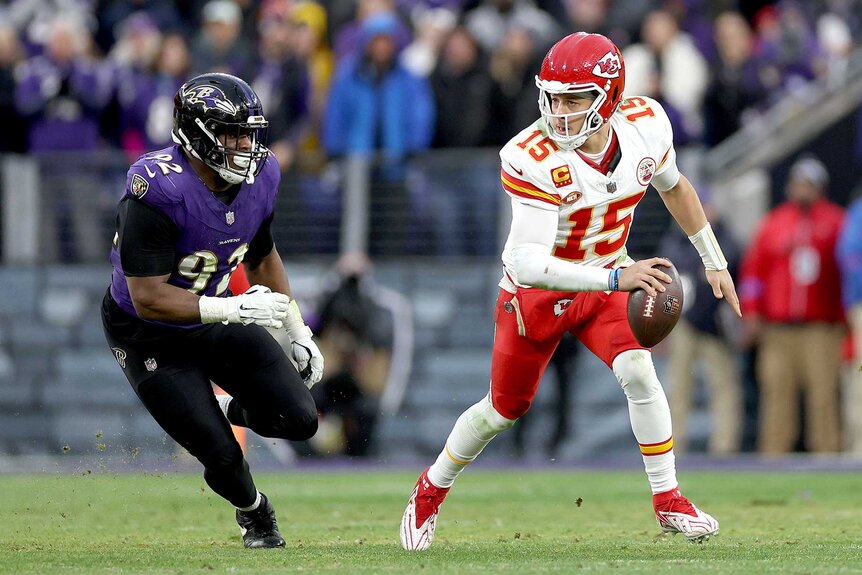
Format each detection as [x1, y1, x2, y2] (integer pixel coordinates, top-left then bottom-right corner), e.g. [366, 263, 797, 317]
[739, 155, 846, 454]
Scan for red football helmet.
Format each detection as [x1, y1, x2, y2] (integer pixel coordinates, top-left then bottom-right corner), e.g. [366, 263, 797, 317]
[535, 32, 625, 149]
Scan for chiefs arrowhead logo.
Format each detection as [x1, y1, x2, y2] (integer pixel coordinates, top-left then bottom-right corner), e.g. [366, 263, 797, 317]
[593, 51, 621, 79]
[553, 298, 573, 317]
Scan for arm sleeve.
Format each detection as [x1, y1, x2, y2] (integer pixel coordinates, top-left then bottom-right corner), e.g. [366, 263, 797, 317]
[118, 197, 178, 277]
[504, 199, 613, 291]
[244, 214, 275, 265]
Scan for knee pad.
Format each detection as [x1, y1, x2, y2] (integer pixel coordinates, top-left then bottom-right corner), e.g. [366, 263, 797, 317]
[268, 406, 319, 441]
[289, 409, 319, 441]
[492, 392, 532, 421]
[465, 395, 516, 439]
[198, 441, 245, 473]
[612, 350, 662, 404]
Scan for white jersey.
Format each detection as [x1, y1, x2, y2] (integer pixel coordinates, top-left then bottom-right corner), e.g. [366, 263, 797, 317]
[499, 96, 680, 291]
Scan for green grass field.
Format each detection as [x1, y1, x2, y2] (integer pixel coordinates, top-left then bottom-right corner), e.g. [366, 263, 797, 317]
[2, 469, 861, 574]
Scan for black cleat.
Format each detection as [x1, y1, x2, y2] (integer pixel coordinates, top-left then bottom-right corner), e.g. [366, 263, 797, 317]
[235, 493, 286, 549]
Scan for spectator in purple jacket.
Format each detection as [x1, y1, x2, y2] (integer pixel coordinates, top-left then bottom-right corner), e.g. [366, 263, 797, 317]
[703, 11, 768, 147]
[752, 2, 821, 94]
[109, 32, 191, 159]
[333, 0, 412, 65]
[15, 16, 113, 261]
[95, 0, 183, 54]
[109, 12, 164, 157]
[15, 16, 111, 152]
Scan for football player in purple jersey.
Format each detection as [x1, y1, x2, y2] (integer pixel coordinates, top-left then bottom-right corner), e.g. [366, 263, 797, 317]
[102, 73, 324, 549]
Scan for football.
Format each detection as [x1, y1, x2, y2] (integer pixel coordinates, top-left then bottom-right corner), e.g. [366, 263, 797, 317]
[626, 261, 684, 348]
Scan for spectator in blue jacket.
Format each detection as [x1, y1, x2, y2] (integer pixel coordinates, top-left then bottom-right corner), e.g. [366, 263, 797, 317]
[324, 12, 434, 163]
[837, 192, 862, 454]
[323, 11, 435, 254]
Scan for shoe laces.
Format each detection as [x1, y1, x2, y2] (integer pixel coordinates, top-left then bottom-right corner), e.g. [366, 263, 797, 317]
[660, 492, 697, 517]
[414, 475, 448, 525]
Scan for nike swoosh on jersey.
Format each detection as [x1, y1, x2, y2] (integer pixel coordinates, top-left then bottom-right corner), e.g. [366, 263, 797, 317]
[506, 162, 524, 176]
[144, 165, 157, 178]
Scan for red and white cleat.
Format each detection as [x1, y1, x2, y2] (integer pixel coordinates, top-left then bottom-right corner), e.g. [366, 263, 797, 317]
[400, 468, 450, 551]
[653, 487, 719, 542]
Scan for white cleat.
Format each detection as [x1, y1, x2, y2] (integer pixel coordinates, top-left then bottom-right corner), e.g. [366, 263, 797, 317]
[400, 468, 450, 551]
[653, 488, 719, 542]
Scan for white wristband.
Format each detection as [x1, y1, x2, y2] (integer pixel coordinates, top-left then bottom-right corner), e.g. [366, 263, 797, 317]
[688, 223, 728, 271]
[199, 295, 229, 324]
[284, 299, 310, 338]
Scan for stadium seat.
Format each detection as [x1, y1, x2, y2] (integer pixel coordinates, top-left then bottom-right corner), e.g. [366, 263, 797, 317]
[0, 268, 39, 318]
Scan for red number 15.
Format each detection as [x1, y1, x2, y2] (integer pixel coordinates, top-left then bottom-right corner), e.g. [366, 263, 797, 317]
[553, 190, 646, 261]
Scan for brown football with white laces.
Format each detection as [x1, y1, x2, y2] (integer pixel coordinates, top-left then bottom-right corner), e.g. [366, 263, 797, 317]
[626, 261, 684, 348]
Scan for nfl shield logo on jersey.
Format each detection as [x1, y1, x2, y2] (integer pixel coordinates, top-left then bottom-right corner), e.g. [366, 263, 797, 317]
[225, 211, 235, 225]
[144, 358, 158, 372]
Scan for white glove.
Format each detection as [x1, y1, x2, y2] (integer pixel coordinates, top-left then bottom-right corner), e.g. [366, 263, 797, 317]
[284, 300, 325, 388]
[199, 284, 290, 329]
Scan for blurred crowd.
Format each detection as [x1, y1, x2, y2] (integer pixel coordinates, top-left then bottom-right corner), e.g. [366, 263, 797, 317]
[0, 0, 861, 459]
[0, 0, 859, 164]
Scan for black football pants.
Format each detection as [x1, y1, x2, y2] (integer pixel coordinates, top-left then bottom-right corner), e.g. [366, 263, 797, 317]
[102, 292, 318, 507]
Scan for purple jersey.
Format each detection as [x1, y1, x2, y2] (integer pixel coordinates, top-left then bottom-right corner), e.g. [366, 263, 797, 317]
[109, 144, 280, 326]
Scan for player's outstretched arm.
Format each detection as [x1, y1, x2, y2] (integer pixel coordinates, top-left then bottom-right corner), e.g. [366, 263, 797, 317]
[128, 274, 291, 328]
[127, 274, 207, 323]
[657, 174, 742, 317]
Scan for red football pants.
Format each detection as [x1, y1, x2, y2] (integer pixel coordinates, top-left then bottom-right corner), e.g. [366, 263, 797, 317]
[490, 287, 646, 420]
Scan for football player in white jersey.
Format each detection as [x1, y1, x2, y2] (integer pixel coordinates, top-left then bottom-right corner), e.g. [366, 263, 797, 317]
[400, 32, 741, 550]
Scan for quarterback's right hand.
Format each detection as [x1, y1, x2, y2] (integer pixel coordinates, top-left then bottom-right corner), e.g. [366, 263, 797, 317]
[618, 257, 673, 297]
[199, 284, 291, 329]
